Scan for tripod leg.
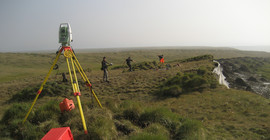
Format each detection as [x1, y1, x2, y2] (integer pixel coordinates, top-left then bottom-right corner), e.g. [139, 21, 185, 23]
[70, 57, 88, 134]
[76, 91, 88, 134]
[66, 58, 75, 90]
[23, 50, 62, 124]
[73, 60, 93, 103]
[72, 53, 103, 108]
[88, 86, 102, 108]
[66, 57, 88, 134]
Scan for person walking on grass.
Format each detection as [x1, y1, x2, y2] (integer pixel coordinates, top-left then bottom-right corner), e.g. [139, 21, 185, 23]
[126, 56, 133, 72]
[101, 57, 112, 82]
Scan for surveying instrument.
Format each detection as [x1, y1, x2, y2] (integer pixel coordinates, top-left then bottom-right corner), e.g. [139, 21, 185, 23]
[22, 23, 102, 134]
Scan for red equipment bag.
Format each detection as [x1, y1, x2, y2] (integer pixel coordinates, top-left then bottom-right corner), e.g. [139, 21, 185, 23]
[42, 127, 73, 140]
[59, 98, 75, 112]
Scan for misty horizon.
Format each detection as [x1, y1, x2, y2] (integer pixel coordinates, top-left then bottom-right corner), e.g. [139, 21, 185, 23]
[1, 0, 270, 52]
[1, 46, 269, 53]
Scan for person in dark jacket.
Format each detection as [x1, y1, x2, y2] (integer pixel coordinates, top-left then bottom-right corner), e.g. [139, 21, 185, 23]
[126, 57, 133, 71]
[101, 57, 110, 82]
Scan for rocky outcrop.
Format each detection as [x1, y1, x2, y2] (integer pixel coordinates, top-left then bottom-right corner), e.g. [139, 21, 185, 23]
[217, 57, 270, 98]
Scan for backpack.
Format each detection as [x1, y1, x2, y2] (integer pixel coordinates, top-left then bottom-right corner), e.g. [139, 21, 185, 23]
[101, 61, 104, 70]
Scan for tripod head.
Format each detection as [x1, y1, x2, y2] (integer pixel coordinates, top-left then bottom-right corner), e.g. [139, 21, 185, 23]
[59, 23, 73, 46]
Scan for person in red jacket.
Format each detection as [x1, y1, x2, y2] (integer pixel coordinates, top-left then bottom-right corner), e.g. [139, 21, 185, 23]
[158, 55, 164, 64]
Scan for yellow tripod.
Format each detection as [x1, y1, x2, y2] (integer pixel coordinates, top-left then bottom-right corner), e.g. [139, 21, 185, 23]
[23, 46, 102, 134]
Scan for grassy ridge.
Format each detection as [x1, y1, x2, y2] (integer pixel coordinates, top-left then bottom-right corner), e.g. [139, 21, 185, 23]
[1, 48, 269, 82]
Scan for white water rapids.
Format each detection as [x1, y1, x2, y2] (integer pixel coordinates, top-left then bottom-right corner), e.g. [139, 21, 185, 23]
[212, 60, 230, 89]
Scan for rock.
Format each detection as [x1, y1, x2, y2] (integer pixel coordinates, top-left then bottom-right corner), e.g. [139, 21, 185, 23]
[238, 65, 250, 72]
[235, 78, 247, 86]
[246, 86, 253, 92]
[260, 77, 268, 82]
[247, 76, 257, 82]
[218, 57, 270, 98]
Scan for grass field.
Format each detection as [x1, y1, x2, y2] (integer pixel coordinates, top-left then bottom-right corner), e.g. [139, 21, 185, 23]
[0, 48, 270, 139]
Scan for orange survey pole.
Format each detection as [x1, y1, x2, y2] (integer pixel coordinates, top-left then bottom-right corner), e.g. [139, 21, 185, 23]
[23, 48, 63, 124]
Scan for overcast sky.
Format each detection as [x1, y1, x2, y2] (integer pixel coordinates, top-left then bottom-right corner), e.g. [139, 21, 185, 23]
[0, 0, 270, 52]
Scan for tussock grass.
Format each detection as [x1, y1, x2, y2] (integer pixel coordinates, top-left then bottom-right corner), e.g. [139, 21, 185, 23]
[114, 120, 141, 136]
[1, 103, 33, 125]
[144, 123, 170, 138]
[9, 82, 72, 102]
[114, 101, 206, 139]
[139, 107, 181, 129]
[32, 100, 60, 124]
[0, 103, 44, 140]
[157, 66, 218, 98]
[174, 119, 205, 140]
[86, 118, 117, 140]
